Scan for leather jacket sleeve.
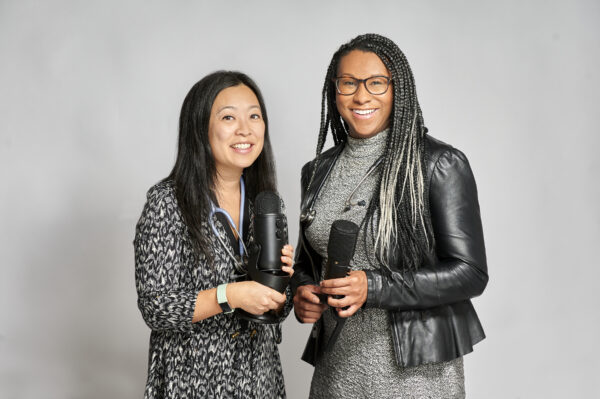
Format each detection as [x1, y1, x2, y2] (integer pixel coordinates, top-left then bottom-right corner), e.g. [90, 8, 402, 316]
[364, 148, 488, 310]
[290, 161, 319, 297]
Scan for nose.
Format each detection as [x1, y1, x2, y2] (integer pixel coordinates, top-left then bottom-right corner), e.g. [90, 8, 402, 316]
[236, 118, 251, 136]
[352, 82, 371, 104]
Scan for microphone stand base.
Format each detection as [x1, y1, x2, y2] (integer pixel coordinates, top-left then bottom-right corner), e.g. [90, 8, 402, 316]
[235, 309, 280, 324]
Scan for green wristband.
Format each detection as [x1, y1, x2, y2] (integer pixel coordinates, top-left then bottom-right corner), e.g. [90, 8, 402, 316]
[216, 283, 234, 314]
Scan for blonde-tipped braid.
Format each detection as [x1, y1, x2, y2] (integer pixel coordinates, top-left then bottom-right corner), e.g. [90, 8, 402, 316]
[315, 33, 434, 274]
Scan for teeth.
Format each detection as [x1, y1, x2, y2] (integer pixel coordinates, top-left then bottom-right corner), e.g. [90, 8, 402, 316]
[232, 143, 251, 149]
[353, 109, 375, 115]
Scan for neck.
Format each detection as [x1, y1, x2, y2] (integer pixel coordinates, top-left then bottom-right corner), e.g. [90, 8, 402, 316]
[348, 131, 379, 139]
[348, 123, 390, 139]
[214, 168, 242, 203]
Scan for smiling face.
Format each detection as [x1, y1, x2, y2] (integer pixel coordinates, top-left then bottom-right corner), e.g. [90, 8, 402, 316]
[208, 84, 265, 178]
[336, 50, 393, 139]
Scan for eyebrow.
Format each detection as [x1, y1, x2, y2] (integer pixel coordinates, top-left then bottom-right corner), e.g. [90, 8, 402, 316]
[217, 105, 261, 113]
[217, 105, 236, 113]
[338, 73, 390, 78]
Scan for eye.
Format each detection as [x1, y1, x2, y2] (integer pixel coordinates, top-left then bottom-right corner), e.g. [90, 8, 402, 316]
[222, 115, 234, 121]
[342, 79, 357, 87]
[368, 77, 387, 86]
[250, 113, 262, 120]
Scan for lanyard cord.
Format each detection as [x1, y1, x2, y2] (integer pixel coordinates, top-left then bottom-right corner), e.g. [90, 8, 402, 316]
[209, 177, 248, 273]
[343, 156, 384, 211]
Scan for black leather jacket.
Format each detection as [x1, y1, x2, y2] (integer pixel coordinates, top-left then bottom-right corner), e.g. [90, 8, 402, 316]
[291, 135, 488, 368]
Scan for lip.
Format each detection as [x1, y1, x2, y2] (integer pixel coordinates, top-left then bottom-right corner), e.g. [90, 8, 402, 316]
[351, 108, 378, 120]
[230, 142, 254, 154]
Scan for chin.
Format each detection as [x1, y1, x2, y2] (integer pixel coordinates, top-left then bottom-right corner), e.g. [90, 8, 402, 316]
[240, 159, 259, 170]
[353, 121, 390, 136]
[350, 128, 379, 138]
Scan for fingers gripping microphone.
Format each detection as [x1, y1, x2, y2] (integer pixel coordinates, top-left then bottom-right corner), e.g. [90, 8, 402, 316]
[324, 220, 360, 281]
[322, 220, 359, 351]
[236, 191, 290, 324]
[320, 219, 359, 305]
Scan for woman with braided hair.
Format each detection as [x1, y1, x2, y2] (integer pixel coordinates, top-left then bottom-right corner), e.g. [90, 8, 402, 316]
[291, 34, 488, 398]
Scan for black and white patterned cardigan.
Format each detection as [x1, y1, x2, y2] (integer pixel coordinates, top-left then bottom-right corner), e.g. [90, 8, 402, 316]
[134, 180, 293, 398]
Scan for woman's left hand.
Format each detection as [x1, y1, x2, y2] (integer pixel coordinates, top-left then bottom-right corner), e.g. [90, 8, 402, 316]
[273, 244, 294, 314]
[320, 270, 367, 318]
[280, 244, 294, 277]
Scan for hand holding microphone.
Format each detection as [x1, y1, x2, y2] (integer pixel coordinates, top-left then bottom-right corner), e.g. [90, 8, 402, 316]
[320, 270, 368, 318]
[280, 244, 294, 278]
[227, 280, 287, 315]
[235, 191, 294, 323]
[294, 285, 328, 324]
[319, 220, 367, 318]
[226, 244, 293, 316]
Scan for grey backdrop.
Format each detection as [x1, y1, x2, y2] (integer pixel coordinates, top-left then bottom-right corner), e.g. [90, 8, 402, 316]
[1, 1, 599, 398]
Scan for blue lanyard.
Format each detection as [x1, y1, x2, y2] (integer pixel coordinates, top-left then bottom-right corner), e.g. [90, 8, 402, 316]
[209, 177, 246, 256]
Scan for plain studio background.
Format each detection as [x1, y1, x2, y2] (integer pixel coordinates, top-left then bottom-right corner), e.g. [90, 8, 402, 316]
[1, 1, 599, 398]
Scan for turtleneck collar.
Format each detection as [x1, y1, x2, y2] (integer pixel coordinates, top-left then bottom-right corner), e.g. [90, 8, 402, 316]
[344, 128, 389, 159]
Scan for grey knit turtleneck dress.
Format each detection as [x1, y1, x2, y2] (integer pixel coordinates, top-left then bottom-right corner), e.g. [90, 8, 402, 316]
[305, 130, 466, 399]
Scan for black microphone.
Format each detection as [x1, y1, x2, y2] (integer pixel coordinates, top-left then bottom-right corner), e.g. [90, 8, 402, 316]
[321, 220, 359, 352]
[236, 191, 290, 324]
[323, 219, 359, 288]
[253, 191, 289, 276]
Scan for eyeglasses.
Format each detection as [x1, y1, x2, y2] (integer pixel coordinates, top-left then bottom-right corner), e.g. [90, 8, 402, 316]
[334, 76, 392, 96]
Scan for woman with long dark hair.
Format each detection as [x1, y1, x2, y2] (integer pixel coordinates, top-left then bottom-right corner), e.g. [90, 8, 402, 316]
[134, 71, 294, 398]
[292, 34, 488, 398]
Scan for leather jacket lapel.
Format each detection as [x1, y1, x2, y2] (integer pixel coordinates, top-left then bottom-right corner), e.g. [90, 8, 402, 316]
[301, 144, 344, 213]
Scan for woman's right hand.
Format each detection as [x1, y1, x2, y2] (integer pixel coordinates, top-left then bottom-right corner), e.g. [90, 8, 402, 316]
[293, 284, 328, 323]
[227, 281, 286, 315]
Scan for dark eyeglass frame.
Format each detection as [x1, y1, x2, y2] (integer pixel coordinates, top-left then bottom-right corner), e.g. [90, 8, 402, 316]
[334, 75, 392, 96]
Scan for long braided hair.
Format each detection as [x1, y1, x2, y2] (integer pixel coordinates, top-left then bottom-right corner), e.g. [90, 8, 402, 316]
[316, 33, 434, 274]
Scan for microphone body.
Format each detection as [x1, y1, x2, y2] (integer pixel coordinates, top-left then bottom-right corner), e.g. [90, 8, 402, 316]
[320, 219, 359, 352]
[253, 191, 288, 273]
[236, 191, 290, 324]
[321, 220, 360, 303]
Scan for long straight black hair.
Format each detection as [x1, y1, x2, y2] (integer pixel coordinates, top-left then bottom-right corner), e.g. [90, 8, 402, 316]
[165, 71, 277, 260]
[316, 34, 434, 274]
